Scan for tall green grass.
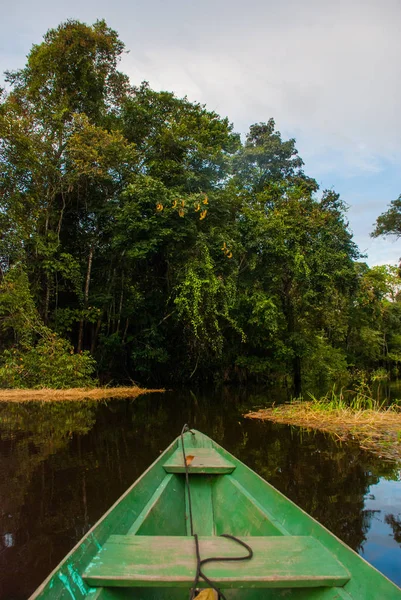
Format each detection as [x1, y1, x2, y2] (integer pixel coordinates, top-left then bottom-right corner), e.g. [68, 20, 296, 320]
[302, 368, 399, 411]
[306, 385, 386, 411]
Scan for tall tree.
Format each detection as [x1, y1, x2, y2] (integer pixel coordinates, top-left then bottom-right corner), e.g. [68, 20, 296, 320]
[122, 82, 240, 191]
[0, 20, 133, 341]
[233, 181, 359, 392]
[372, 195, 401, 240]
[232, 119, 312, 194]
[1, 19, 379, 390]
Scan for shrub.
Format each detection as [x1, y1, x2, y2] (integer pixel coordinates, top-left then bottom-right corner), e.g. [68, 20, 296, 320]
[0, 335, 97, 389]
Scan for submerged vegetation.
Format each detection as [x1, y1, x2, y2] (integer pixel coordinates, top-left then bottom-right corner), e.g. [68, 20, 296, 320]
[245, 377, 401, 462]
[0, 386, 153, 402]
[246, 402, 401, 462]
[1, 19, 401, 389]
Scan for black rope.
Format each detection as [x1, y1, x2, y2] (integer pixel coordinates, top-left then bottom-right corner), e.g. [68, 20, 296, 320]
[181, 424, 196, 536]
[180, 425, 253, 600]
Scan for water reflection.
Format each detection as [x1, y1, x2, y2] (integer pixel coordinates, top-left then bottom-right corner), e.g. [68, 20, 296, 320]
[362, 477, 401, 587]
[386, 513, 401, 544]
[0, 389, 400, 598]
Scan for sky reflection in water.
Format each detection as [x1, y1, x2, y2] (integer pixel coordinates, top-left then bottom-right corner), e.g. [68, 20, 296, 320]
[362, 477, 401, 587]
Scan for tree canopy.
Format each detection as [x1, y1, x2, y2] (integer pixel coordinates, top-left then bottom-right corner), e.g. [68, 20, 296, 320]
[372, 196, 401, 240]
[1, 19, 400, 391]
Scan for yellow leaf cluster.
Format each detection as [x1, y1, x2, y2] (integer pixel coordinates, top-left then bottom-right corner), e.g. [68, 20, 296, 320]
[155, 194, 209, 219]
[221, 241, 233, 258]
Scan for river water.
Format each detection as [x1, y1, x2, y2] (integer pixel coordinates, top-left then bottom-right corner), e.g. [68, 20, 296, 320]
[0, 388, 400, 599]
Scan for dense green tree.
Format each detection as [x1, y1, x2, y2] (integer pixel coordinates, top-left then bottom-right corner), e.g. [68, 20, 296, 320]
[122, 82, 240, 190]
[0, 19, 395, 390]
[5, 19, 128, 123]
[232, 119, 314, 194]
[346, 264, 401, 372]
[231, 184, 359, 392]
[0, 20, 134, 350]
[372, 195, 401, 240]
[0, 266, 95, 388]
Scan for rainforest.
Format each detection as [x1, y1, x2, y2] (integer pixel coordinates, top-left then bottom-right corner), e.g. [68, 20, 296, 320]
[1, 19, 401, 393]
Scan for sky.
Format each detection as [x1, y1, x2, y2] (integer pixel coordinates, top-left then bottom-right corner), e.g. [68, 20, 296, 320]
[1, 0, 401, 266]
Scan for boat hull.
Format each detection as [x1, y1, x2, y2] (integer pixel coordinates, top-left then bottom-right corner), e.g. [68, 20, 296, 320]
[30, 430, 401, 599]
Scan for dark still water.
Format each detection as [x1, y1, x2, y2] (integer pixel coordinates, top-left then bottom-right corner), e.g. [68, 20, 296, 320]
[0, 388, 400, 599]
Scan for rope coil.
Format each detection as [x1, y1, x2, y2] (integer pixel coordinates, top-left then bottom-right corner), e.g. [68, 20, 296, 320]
[180, 425, 253, 600]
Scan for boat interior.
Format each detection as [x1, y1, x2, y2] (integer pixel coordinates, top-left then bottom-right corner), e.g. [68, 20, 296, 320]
[32, 431, 400, 600]
[82, 440, 351, 599]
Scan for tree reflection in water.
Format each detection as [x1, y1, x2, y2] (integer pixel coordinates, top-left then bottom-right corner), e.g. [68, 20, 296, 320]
[386, 514, 401, 544]
[0, 388, 400, 598]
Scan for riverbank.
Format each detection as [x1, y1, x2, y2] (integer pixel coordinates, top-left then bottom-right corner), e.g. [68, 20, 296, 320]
[0, 386, 163, 402]
[245, 402, 401, 462]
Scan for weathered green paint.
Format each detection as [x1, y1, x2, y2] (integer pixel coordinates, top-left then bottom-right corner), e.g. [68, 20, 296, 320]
[87, 587, 351, 600]
[127, 474, 186, 536]
[185, 475, 215, 536]
[213, 476, 288, 536]
[29, 438, 179, 600]
[163, 447, 235, 474]
[210, 434, 401, 600]
[82, 535, 350, 588]
[30, 430, 401, 600]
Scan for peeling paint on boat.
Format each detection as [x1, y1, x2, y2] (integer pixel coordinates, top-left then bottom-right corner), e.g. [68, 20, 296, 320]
[58, 573, 76, 600]
[29, 431, 401, 599]
[67, 564, 87, 595]
[89, 533, 101, 551]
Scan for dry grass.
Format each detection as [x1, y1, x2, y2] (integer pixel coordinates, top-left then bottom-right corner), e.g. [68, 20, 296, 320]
[0, 386, 164, 402]
[245, 401, 401, 462]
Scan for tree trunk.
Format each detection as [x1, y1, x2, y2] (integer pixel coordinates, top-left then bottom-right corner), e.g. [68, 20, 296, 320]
[293, 355, 302, 397]
[78, 244, 94, 353]
[91, 314, 103, 354]
[116, 276, 124, 334]
[44, 275, 50, 325]
[122, 318, 129, 344]
[57, 192, 66, 238]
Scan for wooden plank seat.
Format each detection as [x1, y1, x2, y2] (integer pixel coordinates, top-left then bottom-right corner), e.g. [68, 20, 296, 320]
[163, 448, 236, 474]
[82, 535, 350, 589]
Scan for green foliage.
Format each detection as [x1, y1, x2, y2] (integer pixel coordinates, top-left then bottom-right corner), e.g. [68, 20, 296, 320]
[372, 195, 401, 239]
[308, 367, 394, 411]
[123, 82, 240, 190]
[0, 267, 42, 348]
[0, 338, 96, 389]
[303, 336, 350, 389]
[0, 267, 96, 388]
[233, 119, 307, 193]
[346, 265, 401, 372]
[66, 113, 137, 182]
[5, 19, 128, 123]
[174, 241, 243, 357]
[307, 385, 380, 411]
[1, 18, 400, 390]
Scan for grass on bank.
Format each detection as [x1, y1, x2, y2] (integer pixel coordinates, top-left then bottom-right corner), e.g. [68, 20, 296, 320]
[245, 389, 401, 462]
[0, 386, 164, 402]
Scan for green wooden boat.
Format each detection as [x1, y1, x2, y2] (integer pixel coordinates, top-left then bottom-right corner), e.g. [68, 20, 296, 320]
[30, 429, 401, 599]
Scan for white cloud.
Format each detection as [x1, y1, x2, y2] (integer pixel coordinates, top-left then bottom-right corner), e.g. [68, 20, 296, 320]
[119, 1, 401, 175]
